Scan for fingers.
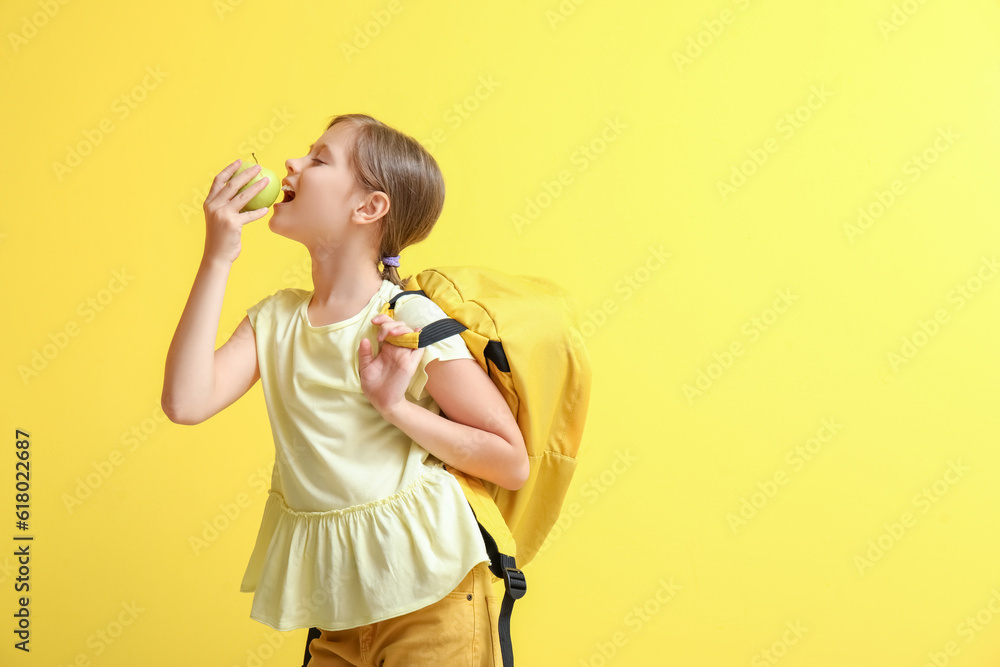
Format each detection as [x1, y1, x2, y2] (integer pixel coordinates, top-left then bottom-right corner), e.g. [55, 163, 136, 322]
[227, 165, 265, 199]
[358, 338, 372, 369]
[372, 315, 413, 342]
[237, 203, 271, 225]
[207, 159, 240, 201]
[380, 325, 410, 343]
[207, 159, 245, 201]
[206, 161, 265, 210]
[233, 176, 271, 211]
[379, 325, 409, 342]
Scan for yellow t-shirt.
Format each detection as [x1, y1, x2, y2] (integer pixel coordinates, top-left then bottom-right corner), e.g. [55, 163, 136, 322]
[238, 279, 490, 631]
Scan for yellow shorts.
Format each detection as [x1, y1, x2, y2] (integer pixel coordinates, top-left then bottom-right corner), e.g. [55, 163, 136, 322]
[306, 561, 503, 666]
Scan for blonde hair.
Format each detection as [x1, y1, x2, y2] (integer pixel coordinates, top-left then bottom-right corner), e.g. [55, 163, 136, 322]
[325, 113, 445, 289]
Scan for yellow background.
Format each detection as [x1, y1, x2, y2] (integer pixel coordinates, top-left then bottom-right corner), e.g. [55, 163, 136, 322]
[3, 0, 1000, 664]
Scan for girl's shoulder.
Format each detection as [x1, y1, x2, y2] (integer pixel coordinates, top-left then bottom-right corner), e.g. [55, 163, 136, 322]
[248, 287, 311, 321]
[257, 286, 311, 304]
[390, 292, 448, 329]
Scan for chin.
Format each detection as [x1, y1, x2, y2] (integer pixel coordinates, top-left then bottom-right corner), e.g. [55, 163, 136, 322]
[267, 213, 294, 241]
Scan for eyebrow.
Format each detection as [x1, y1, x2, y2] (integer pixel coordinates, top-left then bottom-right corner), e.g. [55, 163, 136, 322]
[308, 142, 334, 157]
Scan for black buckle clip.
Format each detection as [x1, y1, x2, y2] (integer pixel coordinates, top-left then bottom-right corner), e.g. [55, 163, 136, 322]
[502, 567, 527, 600]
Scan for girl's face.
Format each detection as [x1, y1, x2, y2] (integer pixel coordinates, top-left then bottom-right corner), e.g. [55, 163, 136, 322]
[269, 123, 372, 249]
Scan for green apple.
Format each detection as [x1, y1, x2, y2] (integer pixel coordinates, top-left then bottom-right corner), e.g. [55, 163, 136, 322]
[231, 154, 280, 212]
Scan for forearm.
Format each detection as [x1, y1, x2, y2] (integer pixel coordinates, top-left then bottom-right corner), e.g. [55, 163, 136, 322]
[161, 255, 232, 419]
[380, 400, 525, 490]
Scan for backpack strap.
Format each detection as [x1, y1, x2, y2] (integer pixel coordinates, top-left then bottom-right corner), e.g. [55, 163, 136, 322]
[379, 291, 467, 348]
[476, 519, 526, 667]
[302, 627, 321, 666]
[381, 292, 511, 381]
[446, 464, 523, 666]
[387, 289, 425, 308]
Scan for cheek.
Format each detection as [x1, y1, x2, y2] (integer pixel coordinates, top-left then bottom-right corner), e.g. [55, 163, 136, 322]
[302, 176, 345, 208]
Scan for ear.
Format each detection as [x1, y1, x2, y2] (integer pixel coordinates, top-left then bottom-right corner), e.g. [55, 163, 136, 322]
[352, 191, 390, 226]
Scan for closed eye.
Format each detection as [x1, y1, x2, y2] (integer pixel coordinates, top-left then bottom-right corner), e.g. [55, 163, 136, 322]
[312, 158, 325, 165]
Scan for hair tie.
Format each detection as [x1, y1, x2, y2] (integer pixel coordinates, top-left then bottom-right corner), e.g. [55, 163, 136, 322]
[381, 255, 400, 267]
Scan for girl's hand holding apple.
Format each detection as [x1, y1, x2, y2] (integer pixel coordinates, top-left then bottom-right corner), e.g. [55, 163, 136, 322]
[201, 158, 273, 265]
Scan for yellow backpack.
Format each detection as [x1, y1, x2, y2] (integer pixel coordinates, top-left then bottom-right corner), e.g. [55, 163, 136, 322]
[379, 265, 593, 666]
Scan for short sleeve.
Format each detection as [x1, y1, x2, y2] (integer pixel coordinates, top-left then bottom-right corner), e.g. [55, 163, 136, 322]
[392, 295, 475, 401]
[247, 289, 297, 332]
[246, 292, 274, 331]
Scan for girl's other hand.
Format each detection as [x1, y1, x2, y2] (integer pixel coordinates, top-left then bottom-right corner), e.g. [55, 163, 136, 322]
[358, 314, 423, 416]
[201, 159, 271, 265]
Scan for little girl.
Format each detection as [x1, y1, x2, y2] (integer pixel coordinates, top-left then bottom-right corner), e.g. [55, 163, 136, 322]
[162, 113, 530, 666]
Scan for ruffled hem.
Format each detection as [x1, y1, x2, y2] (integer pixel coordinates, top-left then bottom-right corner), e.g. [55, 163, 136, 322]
[240, 464, 490, 631]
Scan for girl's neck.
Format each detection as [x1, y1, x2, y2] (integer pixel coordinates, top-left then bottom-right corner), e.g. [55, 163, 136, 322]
[307, 240, 384, 309]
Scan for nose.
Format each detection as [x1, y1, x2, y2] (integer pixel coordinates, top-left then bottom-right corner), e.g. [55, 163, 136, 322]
[285, 151, 311, 175]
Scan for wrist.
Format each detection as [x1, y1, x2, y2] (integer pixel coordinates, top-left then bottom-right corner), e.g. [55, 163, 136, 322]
[379, 398, 413, 426]
[200, 253, 233, 274]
